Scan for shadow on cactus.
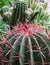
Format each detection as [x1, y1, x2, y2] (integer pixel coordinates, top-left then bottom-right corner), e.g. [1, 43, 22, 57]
[0, 22, 50, 65]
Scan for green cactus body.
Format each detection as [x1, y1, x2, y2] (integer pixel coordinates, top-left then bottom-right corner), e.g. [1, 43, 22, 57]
[9, 1, 27, 26]
[1, 23, 50, 65]
[10, 34, 50, 65]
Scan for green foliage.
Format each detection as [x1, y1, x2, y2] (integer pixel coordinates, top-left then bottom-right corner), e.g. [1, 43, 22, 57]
[0, 0, 10, 8]
[0, 0, 7, 7]
[0, 15, 10, 34]
[0, 16, 5, 31]
[0, 17, 6, 36]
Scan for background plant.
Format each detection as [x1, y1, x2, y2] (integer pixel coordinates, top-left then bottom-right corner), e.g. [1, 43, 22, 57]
[24, 0, 50, 29]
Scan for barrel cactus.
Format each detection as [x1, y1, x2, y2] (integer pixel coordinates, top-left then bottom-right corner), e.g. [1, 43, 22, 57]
[0, 22, 50, 65]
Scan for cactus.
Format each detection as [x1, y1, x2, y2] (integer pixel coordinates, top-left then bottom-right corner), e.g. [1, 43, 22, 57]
[9, 1, 27, 26]
[31, 1, 50, 26]
[0, 1, 50, 65]
[0, 22, 50, 65]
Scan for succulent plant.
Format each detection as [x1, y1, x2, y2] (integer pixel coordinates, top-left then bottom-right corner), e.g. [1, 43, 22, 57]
[0, 22, 50, 65]
[31, 1, 50, 26]
[1, 6, 13, 24]
[9, 1, 27, 26]
[0, 1, 50, 65]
